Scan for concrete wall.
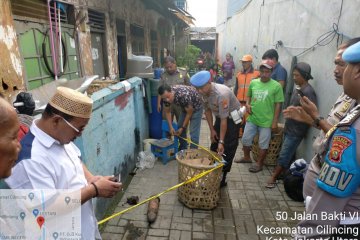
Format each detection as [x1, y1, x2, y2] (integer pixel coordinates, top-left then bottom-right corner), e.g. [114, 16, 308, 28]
[216, 0, 360, 161]
[75, 77, 149, 218]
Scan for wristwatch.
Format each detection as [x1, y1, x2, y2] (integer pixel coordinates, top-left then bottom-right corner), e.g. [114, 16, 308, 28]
[313, 116, 324, 128]
[218, 140, 225, 145]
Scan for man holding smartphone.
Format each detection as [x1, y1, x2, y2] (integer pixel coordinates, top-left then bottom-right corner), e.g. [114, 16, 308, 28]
[266, 62, 317, 188]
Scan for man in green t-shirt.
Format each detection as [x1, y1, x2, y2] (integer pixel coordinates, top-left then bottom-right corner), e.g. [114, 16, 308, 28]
[239, 59, 284, 173]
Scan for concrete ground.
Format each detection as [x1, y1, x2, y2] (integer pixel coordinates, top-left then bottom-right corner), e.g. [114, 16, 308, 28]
[100, 120, 304, 240]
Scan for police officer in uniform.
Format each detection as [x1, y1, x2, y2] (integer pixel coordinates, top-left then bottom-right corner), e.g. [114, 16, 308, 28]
[283, 38, 360, 199]
[190, 71, 241, 187]
[295, 41, 360, 239]
[158, 56, 190, 121]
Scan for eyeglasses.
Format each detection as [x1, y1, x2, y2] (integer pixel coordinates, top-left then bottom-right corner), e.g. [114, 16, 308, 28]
[55, 114, 81, 133]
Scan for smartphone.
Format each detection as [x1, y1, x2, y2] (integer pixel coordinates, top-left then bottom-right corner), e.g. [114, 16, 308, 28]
[297, 89, 305, 97]
[112, 174, 121, 182]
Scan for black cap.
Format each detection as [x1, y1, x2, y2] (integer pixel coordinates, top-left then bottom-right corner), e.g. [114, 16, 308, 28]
[294, 62, 313, 80]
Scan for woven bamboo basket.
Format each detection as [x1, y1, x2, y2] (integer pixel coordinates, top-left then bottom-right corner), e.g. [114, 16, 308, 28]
[176, 149, 223, 210]
[87, 80, 118, 95]
[251, 124, 284, 166]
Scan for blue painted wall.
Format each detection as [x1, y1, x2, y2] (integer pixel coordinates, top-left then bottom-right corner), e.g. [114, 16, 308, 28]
[74, 77, 149, 218]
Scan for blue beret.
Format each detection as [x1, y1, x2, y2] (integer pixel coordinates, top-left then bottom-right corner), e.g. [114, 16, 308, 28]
[190, 71, 211, 87]
[343, 41, 360, 63]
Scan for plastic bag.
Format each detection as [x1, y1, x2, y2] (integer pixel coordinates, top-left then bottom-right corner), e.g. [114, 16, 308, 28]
[136, 151, 156, 170]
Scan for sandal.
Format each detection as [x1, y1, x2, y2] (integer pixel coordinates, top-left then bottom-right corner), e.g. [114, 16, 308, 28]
[265, 182, 277, 189]
[248, 165, 263, 173]
[235, 158, 252, 163]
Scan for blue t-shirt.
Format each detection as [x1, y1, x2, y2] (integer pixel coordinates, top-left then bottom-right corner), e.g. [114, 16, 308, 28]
[271, 63, 287, 84]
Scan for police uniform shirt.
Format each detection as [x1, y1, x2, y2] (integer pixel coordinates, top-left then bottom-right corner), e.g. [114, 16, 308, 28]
[296, 106, 360, 239]
[159, 68, 190, 86]
[303, 93, 356, 199]
[313, 92, 356, 154]
[203, 83, 240, 119]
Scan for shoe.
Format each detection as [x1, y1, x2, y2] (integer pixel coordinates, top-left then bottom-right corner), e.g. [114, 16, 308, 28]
[265, 182, 277, 189]
[147, 197, 160, 223]
[234, 158, 252, 163]
[249, 165, 263, 173]
[220, 172, 227, 188]
[220, 180, 227, 188]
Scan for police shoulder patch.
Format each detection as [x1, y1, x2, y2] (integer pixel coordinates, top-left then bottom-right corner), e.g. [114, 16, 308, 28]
[329, 136, 352, 163]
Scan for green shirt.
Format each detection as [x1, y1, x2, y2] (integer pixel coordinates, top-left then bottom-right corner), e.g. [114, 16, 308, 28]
[247, 78, 284, 127]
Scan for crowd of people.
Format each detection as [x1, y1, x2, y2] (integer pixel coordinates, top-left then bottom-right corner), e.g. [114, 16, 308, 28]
[1, 38, 360, 239]
[156, 38, 360, 239]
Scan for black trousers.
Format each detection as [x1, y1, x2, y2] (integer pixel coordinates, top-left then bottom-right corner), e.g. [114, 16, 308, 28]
[210, 117, 241, 173]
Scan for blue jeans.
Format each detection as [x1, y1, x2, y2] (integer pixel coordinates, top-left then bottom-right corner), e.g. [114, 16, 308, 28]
[178, 106, 203, 150]
[277, 133, 303, 168]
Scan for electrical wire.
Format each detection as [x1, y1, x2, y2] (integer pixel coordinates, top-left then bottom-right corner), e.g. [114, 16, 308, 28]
[295, 23, 341, 57]
[337, 0, 343, 26]
[251, 0, 345, 58]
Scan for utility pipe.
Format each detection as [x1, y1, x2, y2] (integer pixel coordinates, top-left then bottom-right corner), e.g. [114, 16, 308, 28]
[47, 0, 58, 80]
[53, 1, 59, 76]
[58, 6, 63, 73]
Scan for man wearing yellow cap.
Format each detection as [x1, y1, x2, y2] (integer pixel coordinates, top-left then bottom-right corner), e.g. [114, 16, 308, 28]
[234, 54, 260, 139]
[6, 87, 122, 239]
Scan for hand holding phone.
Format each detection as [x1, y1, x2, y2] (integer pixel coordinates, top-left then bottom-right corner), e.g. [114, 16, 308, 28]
[297, 88, 305, 97]
[111, 174, 121, 182]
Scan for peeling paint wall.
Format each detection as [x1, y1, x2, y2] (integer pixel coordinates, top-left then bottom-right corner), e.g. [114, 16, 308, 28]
[4, 0, 183, 91]
[105, 12, 118, 79]
[74, 77, 148, 219]
[75, 7, 94, 76]
[0, 0, 24, 98]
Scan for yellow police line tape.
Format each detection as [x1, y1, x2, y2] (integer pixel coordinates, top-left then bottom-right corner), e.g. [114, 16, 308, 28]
[98, 136, 224, 225]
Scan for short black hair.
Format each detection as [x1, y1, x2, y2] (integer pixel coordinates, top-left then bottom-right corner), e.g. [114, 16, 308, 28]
[163, 56, 176, 65]
[158, 84, 172, 95]
[262, 49, 279, 61]
[43, 104, 74, 121]
[338, 37, 360, 50]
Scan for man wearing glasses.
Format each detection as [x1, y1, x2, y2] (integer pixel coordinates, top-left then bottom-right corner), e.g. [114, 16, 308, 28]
[5, 87, 122, 239]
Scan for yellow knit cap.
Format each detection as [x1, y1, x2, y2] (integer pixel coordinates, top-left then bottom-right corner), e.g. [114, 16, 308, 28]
[49, 87, 93, 118]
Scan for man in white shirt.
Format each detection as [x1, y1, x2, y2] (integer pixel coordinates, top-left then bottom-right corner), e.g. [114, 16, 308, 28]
[6, 87, 122, 239]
